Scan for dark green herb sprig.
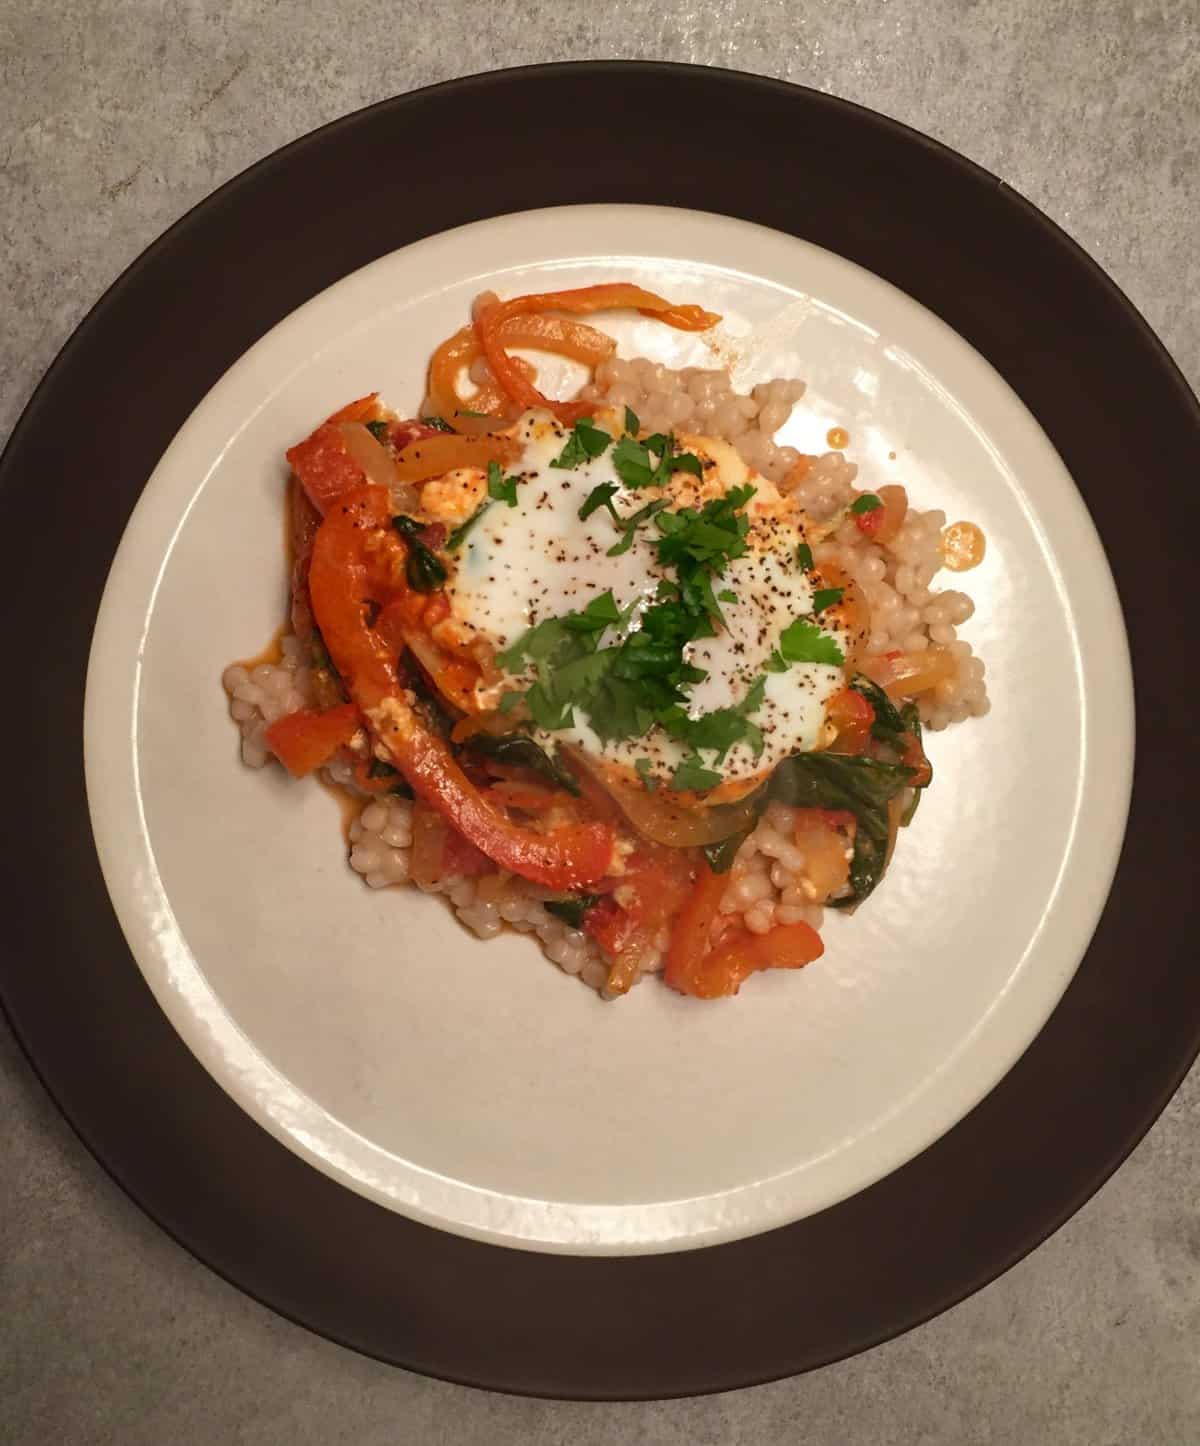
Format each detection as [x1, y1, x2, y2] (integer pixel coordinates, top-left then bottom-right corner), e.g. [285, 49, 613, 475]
[611, 432, 704, 490]
[391, 515, 447, 592]
[445, 461, 522, 551]
[550, 417, 612, 470]
[763, 618, 845, 672]
[811, 586, 844, 613]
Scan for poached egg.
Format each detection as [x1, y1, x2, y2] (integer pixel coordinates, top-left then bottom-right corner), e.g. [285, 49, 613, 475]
[421, 409, 857, 786]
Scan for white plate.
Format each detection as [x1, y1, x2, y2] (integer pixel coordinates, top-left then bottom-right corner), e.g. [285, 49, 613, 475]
[83, 205, 1133, 1255]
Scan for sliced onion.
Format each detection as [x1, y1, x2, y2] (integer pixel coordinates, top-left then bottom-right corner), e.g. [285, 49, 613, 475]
[861, 645, 956, 699]
[565, 746, 758, 849]
[392, 432, 519, 483]
[336, 422, 400, 490]
[401, 629, 479, 715]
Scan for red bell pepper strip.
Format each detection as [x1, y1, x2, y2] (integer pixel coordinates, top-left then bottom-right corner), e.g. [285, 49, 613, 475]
[286, 423, 368, 517]
[664, 862, 730, 994]
[826, 686, 875, 755]
[475, 283, 721, 424]
[306, 488, 614, 889]
[688, 923, 824, 998]
[665, 861, 824, 997]
[265, 703, 361, 777]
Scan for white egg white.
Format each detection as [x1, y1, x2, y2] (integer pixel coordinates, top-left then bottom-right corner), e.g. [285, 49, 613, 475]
[426, 409, 853, 786]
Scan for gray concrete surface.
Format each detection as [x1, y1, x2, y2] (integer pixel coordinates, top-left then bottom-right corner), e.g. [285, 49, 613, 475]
[2, 1, 1197, 1440]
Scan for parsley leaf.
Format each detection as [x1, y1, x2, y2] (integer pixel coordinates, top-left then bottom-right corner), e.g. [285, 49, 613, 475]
[445, 504, 490, 551]
[446, 464, 521, 549]
[796, 541, 814, 571]
[811, 587, 844, 614]
[651, 484, 754, 627]
[624, 405, 640, 436]
[579, 482, 620, 523]
[486, 460, 519, 506]
[611, 432, 704, 490]
[524, 682, 575, 730]
[607, 498, 670, 556]
[674, 675, 767, 762]
[490, 480, 760, 750]
[850, 494, 882, 514]
[671, 756, 723, 792]
[612, 435, 658, 489]
[419, 415, 454, 433]
[718, 589, 737, 603]
[634, 757, 658, 790]
[671, 451, 704, 479]
[778, 617, 845, 666]
[365, 419, 389, 442]
[549, 417, 612, 470]
[562, 590, 621, 632]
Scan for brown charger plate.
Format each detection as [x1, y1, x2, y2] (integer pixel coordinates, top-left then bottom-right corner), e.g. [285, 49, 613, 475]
[2, 63, 1198, 1399]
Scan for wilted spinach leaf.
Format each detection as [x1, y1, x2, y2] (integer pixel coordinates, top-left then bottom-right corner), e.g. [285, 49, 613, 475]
[767, 752, 913, 906]
[703, 826, 755, 875]
[543, 895, 604, 927]
[462, 732, 581, 795]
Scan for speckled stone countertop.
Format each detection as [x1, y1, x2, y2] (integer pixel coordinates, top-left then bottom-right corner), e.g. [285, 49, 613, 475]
[2, 2, 1197, 1441]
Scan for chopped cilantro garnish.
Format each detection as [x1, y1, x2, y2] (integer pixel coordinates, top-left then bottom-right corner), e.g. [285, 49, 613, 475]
[486, 460, 519, 506]
[624, 405, 640, 436]
[670, 452, 704, 479]
[562, 590, 621, 631]
[365, 419, 389, 442]
[850, 494, 882, 514]
[611, 435, 658, 489]
[447, 463, 520, 548]
[419, 415, 454, 433]
[607, 498, 669, 556]
[778, 617, 845, 666]
[445, 503, 491, 551]
[549, 417, 612, 470]
[796, 541, 814, 571]
[669, 676, 767, 762]
[579, 482, 620, 523]
[811, 587, 844, 613]
[653, 484, 754, 627]
[497, 587, 704, 746]
[634, 757, 658, 790]
[391, 516, 447, 591]
[718, 588, 737, 603]
[612, 432, 704, 490]
[494, 483, 761, 749]
[670, 756, 723, 792]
